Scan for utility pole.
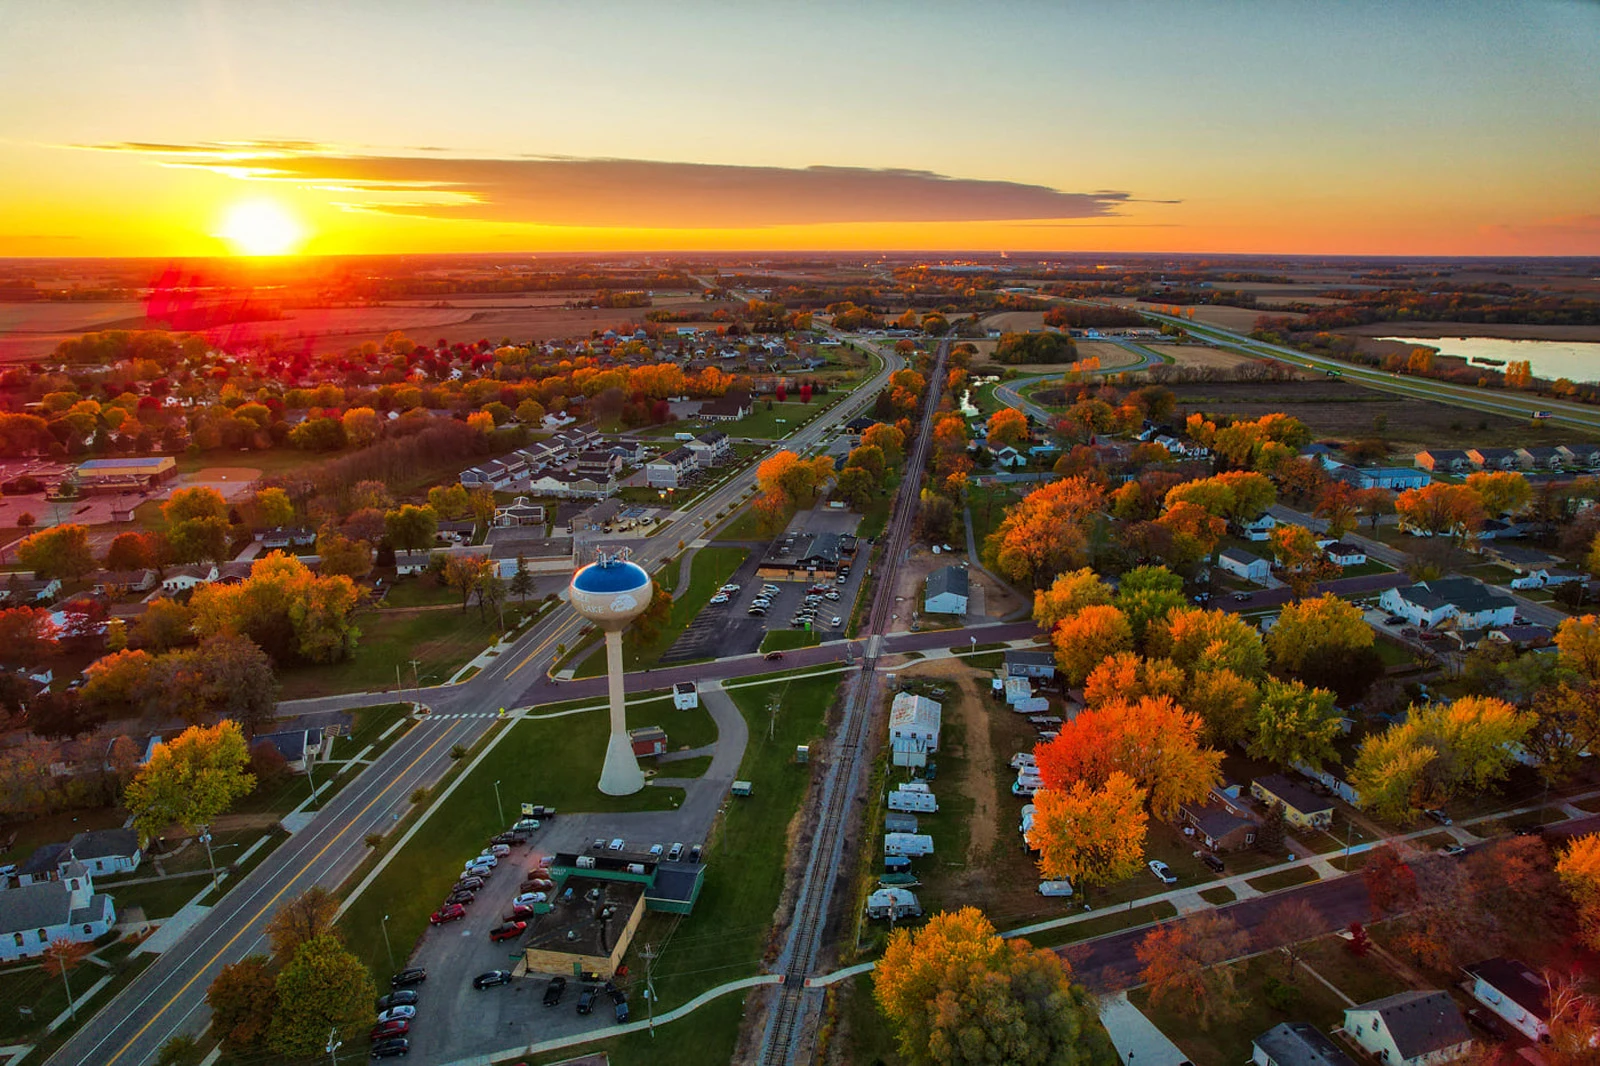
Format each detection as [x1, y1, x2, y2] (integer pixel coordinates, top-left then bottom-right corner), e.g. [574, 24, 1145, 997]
[306, 746, 319, 808]
[641, 942, 657, 1037]
[381, 913, 395, 973]
[200, 827, 218, 890]
[493, 778, 505, 825]
[395, 663, 403, 701]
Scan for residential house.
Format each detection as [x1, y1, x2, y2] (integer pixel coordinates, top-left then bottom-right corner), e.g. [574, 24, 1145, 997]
[1475, 517, 1530, 540]
[0, 574, 62, 603]
[646, 447, 698, 489]
[923, 566, 969, 615]
[494, 497, 546, 528]
[699, 390, 753, 422]
[685, 430, 731, 469]
[1218, 547, 1272, 584]
[1004, 649, 1057, 680]
[252, 728, 325, 774]
[1466, 446, 1520, 471]
[0, 861, 115, 963]
[1232, 513, 1277, 542]
[888, 692, 942, 769]
[1379, 577, 1517, 629]
[1251, 774, 1333, 830]
[1342, 991, 1472, 1066]
[92, 569, 156, 597]
[1180, 796, 1259, 853]
[1330, 464, 1431, 491]
[574, 450, 623, 480]
[160, 563, 219, 594]
[1485, 624, 1553, 649]
[1557, 443, 1600, 471]
[1517, 445, 1563, 471]
[1323, 542, 1367, 567]
[1414, 449, 1472, 473]
[1252, 1022, 1356, 1066]
[60, 828, 141, 877]
[987, 444, 1026, 469]
[16, 843, 69, 887]
[608, 439, 649, 464]
[1464, 957, 1551, 1043]
[1510, 567, 1588, 591]
[259, 526, 317, 551]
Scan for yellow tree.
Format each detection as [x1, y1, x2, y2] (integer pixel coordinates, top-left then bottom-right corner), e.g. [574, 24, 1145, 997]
[1556, 834, 1600, 951]
[1269, 524, 1339, 599]
[1032, 568, 1113, 632]
[1084, 653, 1186, 708]
[1350, 697, 1536, 821]
[1249, 679, 1342, 771]
[1185, 668, 1262, 747]
[1394, 482, 1485, 543]
[124, 721, 256, 846]
[1154, 500, 1227, 570]
[1266, 593, 1375, 685]
[874, 907, 1118, 1066]
[983, 477, 1105, 587]
[1036, 696, 1221, 819]
[986, 408, 1030, 450]
[1465, 470, 1533, 517]
[1051, 604, 1133, 685]
[1556, 615, 1600, 682]
[1151, 607, 1268, 679]
[1030, 774, 1149, 902]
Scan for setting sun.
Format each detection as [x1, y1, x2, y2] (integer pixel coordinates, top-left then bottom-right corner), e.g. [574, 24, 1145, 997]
[217, 199, 305, 256]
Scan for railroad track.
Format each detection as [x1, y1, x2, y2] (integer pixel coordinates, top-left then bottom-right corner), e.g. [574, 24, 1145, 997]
[759, 339, 950, 1064]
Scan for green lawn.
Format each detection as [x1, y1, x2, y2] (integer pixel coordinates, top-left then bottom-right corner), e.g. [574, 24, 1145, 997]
[377, 575, 462, 608]
[1199, 885, 1237, 905]
[338, 691, 684, 979]
[761, 629, 821, 653]
[1337, 559, 1396, 578]
[1023, 901, 1179, 948]
[516, 989, 746, 1066]
[833, 972, 904, 1066]
[715, 503, 767, 541]
[576, 546, 749, 676]
[1298, 937, 1410, 1004]
[1373, 636, 1417, 668]
[734, 401, 829, 440]
[275, 608, 517, 700]
[233, 704, 414, 815]
[102, 873, 209, 920]
[0, 942, 153, 1045]
[657, 754, 713, 778]
[1246, 866, 1321, 893]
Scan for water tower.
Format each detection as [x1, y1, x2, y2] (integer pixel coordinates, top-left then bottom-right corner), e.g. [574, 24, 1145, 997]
[568, 551, 652, 795]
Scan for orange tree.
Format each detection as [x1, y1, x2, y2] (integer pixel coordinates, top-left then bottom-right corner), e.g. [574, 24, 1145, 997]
[1050, 604, 1133, 685]
[1136, 913, 1252, 1029]
[1557, 834, 1600, 951]
[986, 407, 1030, 450]
[1029, 773, 1148, 904]
[1035, 695, 1220, 819]
[983, 476, 1105, 587]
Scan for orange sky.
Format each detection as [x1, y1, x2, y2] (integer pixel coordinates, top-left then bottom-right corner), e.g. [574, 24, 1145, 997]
[1, 3, 1596, 257]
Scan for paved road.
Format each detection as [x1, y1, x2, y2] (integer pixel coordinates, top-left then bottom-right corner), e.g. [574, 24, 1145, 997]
[47, 332, 908, 1066]
[991, 343, 1166, 424]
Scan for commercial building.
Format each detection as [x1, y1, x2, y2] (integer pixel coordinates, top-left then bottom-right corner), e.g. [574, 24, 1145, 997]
[923, 565, 969, 615]
[888, 693, 942, 769]
[73, 456, 177, 493]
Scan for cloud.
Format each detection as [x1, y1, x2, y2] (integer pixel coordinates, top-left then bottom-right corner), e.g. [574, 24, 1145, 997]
[77, 141, 1168, 229]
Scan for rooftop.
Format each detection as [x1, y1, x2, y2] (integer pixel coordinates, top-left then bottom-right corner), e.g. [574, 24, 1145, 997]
[1253, 1022, 1355, 1066]
[1352, 990, 1471, 1059]
[523, 875, 646, 960]
[1254, 774, 1331, 816]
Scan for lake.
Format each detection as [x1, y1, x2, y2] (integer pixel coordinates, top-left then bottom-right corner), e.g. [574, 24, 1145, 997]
[1380, 335, 1600, 384]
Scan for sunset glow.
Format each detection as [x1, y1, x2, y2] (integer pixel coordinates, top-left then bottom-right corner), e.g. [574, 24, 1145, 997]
[217, 200, 306, 257]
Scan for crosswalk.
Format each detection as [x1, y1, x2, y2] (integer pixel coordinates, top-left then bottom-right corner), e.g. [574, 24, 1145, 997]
[426, 712, 506, 720]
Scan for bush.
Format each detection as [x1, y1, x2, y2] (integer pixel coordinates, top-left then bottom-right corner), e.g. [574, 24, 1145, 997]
[364, 833, 384, 848]
[449, 743, 467, 760]
[1263, 975, 1300, 1011]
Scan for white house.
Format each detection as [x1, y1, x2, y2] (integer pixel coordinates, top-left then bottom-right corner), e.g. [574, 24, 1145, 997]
[1465, 958, 1551, 1043]
[1232, 513, 1277, 542]
[923, 565, 969, 615]
[685, 430, 731, 469]
[1323, 542, 1367, 567]
[1342, 991, 1472, 1066]
[61, 828, 141, 877]
[646, 447, 698, 489]
[160, 563, 218, 594]
[0, 860, 116, 962]
[1217, 547, 1271, 584]
[1004, 649, 1056, 680]
[252, 729, 325, 774]
[888, 692, 942, 769]
[1378, 578, 1516, 630]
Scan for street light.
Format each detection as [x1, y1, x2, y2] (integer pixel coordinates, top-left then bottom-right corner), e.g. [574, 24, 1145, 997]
[381, 913, 395, 973]
[326, 1025, 342, 1066]
[493, 779, 505, 825]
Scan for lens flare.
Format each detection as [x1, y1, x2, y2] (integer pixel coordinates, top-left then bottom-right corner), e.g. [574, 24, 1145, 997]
[218, 200, 305, 255]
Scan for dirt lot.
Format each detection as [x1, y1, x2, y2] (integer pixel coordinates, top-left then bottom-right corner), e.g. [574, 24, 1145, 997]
[1146, 343, 1259, 371]
[1173, 379, 1586, 449]
[178, 467, 263, 501]
[980, 310, 1047, 332]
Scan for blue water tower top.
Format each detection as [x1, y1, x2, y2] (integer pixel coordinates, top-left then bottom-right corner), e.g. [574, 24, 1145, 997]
[572, 559, 651, 594]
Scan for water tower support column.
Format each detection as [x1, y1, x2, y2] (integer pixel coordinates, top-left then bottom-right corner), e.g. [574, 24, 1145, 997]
[598, 629, 646, 795]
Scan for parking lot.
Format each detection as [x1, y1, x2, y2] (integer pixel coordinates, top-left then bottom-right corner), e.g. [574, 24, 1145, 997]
[662, 550, 864, 663]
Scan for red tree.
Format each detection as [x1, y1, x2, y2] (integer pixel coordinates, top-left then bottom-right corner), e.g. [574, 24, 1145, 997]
[799, 382, 812, 404]
[1364, 845, 1418, 916]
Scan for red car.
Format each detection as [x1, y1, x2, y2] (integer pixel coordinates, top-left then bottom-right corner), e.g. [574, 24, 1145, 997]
[488, 920, 527, 942]
[506, 903, 537, 920]
[371, 1019, 410, 1041]
[430, 903, 467, 925]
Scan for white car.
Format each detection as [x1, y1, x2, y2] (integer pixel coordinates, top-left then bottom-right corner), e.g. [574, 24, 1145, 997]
[376, 1006, 416, 1023]
[830, 616, 842, 627]
[473, 852, 499, 867]
[720, 584, 741, 593]
[648, 843, 664, 858]
[513, 818, 541, 832]
[709, 594, 729, 605]
[512, 892, 548, 907]
[824, 591, 841, 601]
[608, 838, 625, 851]
[463, 861, 493, 876]
[1148, 860, 1178, 885]
[486, 843, 511, 857]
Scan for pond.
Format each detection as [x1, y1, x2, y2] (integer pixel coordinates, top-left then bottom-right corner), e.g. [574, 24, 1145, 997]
[1380, 335, 1600, 384]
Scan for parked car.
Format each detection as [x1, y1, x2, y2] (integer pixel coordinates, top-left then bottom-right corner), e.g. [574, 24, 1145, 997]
[709, 594, 729, 605]
[1230, 592, 1251, 602]
[489, 921, 527, 942]
[765, 651, 785, 661]
[688, 844, 702, 863]
[829, 616, 842, 627]
[370, 1037, 411, 1058]
[375, 1006, 416, 1024]
[513, 818, 542, 832]
[520, 877, 554, 892]
[608, 838, 625, 850]
[512, 892, 547, 907]
[490, 832, 525, 846]
[1384, 615, 1406, 625]
[376, 990, 418, 1011]
[577, 987, 598, 1014]
[1425, 808, 1453, 826]
[1200, 853, 1225, 874]
[473, 851, 500, 866]
[1440, 844, 1468, 858]
[454, 876, 484, 892]
[543, 976, 567, 1006]
[1148, 860, 1178, 885]
[370, 1019, 410, 1041]
[390, 968, 427, 988]
[429, 904, 466, 925]
[463, 860, 493, 876]
[591, 838, 606, 851]
[473, 970, 513, 989]
[825, 591, 840, 601]
[614, 998, 630, 1024]
[836, 575, 848, 585]
[747, 606, 767, 616]
[648, 843, 664, 859]
[486, 843, 512, 857]
[667, 842, 684, 862]
[1513, 824, 1547, 837]
[445, 890, 475, 906]
[507, 903, 537, 920]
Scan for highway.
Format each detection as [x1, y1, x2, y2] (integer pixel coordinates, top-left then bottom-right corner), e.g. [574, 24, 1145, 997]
[991, 341, 1165, 424]
[47, 332, 905, 1066]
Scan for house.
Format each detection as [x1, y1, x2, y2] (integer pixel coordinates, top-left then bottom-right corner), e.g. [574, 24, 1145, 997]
[0, 574, 62, 603]
[60, 828, 141, 877]
[1331, 464, 1431, 491]
[1252, 1022, 1356, 1066]
[1232, 513, 1277, 542]
[1251, 774, 1333, 830]
[16, 843, 69, 887]
[0, 861, 116, 962]
[1465, 957, 1551, 1042]
[1379, 578, 1516, 629]
[923, 565, 969, 615]
[673, 682, 699, 710]
[646, 447, 698, 489]
[1517, 445, 1563, 471]
[845, 416, 879, 436]
[685, 430, 731, 468]
[1342, 991, 1472, 1066]
[757, 532, 843, 580]
[1004, 649, 1057, 680]
[699, 390, 753, 422]
[1323, 542, 1367, 567]
[252, 729, 325, 774]
[1557, 443, 1600, 471]
[608, 439, 649, 464]
[494, 497, 546, 528]
[160, 563, 219, 594]
[528, 470, 614, 500]
[1218, 547, 1272, 584]
[1415, 449, 1472, 473]
[259, 526, 317, 551]
[1511, 567, 1588, 591]
[92, 569, 156, 597]
[575, 450, 623, 480]
[1485, 624, 1553, 649]
[1179, 798, 1259, 852]
[987, 445, 1026, 468]
[629, 726, 668, 758]
[1466, 446, 1520, 471]
[888, 693, 942, 768]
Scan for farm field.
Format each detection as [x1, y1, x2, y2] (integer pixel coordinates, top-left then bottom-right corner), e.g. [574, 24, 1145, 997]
[979, 310, 1046, 332]
[1108, 297, 1304, 333]
[1147, 343, 1260, 371]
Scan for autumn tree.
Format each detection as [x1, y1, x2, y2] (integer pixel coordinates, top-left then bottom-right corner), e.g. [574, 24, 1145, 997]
[191, 554, 362, 664]
[441, 553, 495, 613]
[1269, 524, 1339, 599]
[1036, 697, 1221, 819]
[16, 523, 96, 581]
[124, 720, 255, 845]
[0, 606, 59, 667]
[874, 907, 1118, 1066]
[861, 422, 906, 465]
[1083, 653, 1186, 708]
[1050, 604, 1133, 685]
[1136, 912, 1252, 1029]
[984, 477, 1105, 587]
[265, 887, 340, 963]
[1394, 482, 1485, 543]
[132, 597, 195, 652]
[383, 504, 438, 559]
[105, 531, 163, 572]
[1267, 593, 1380, 699]
[1465, 835, 1571, 954]
[163, 486, 232, 564]
[1164, 470, 1276, 526]
[1032, 568, 1113, 632]
[1313, 481, 1359, 539]
[426, 483, 470, 519]
[1030, 773, 1149, 902]
[1257, 899, 1324, 979]
[267, 935, 375, 1058]
[247, 487, 296, 530]
[206, 954, 278, 1050]
[1113, 565, 1187, 643]
[1250, 679, 1342, 771]
[1465, 470, 1533, 517]
[1151, 607, 1268, 679]
[986, 407, 1030, 451]
[1153, 501, 1226, 572]
[1556, 615, 1600, 682]
[1556, 834, 1600, 951]
[42, 938, 90, 1022]
[1353, 486, 1396, 534]
[1185, 668, 1262, 746]
[1350, 697, 1536, 822]
[314, 532, 372, 580]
